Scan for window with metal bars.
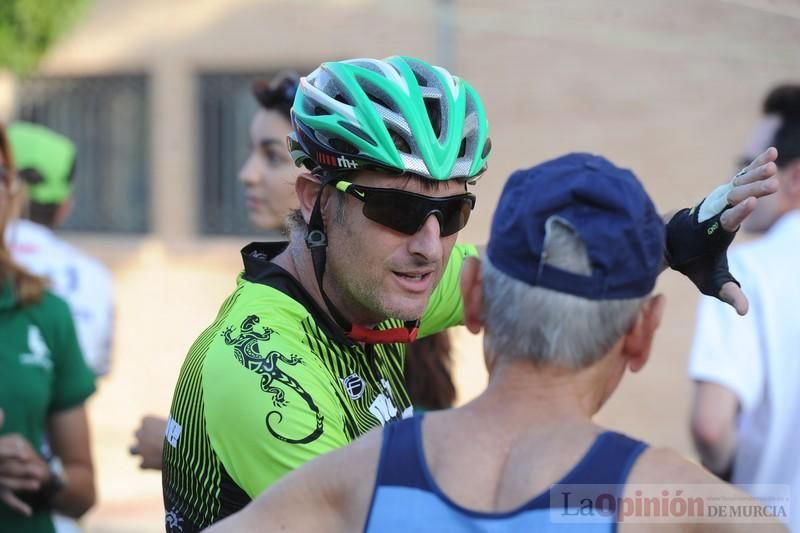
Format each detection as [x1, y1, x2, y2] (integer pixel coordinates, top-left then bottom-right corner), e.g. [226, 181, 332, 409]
[16, 74, 150, 233]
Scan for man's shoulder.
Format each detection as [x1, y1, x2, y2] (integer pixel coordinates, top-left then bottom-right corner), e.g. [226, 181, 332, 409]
[620, 447, 786, 532]
[199, 279, 330, 377]
[225, 278, 316, 332]
[627, 446, 721, 485]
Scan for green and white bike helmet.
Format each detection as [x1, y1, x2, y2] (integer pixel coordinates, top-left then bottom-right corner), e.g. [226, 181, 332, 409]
[288, 56, 491, 182]
[288, 56, 491, 344]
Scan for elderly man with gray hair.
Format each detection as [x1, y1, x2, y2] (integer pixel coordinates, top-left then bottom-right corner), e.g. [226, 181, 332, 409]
[207, 153, 786, 532]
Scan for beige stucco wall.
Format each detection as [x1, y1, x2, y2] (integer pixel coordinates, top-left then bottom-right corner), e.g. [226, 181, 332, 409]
[3, 0, 799, 530]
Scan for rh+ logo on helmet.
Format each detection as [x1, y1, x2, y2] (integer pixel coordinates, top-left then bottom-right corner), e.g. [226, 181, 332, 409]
[317, 152, 359, 169]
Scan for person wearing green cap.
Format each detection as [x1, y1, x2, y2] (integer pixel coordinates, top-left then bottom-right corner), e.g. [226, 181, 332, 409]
[4, 122, 115, 379]
[0, 122, 97, 533]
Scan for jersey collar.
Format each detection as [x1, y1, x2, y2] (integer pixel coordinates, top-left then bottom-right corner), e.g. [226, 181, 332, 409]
[240, 242, 420, 346]
[241, 241, 357, 346]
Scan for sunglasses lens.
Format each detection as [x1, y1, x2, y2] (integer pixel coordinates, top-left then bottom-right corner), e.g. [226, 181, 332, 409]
[362, 191, 420, 234]
[361, 189, 473, 236]
[439, 198, 473, 236]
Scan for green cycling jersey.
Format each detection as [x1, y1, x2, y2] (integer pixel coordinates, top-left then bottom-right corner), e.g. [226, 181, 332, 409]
[161, 241, 477, 532]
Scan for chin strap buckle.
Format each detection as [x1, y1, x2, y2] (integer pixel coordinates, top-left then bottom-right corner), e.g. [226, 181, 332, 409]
[305, 229, 327, 249]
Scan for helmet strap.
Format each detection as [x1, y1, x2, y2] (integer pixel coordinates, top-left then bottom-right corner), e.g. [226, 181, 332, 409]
[305, 178, 420, 345]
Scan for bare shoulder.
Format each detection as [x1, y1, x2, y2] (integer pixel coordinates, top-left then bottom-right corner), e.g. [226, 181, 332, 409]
[628, 446, 719, 484]
[619, 447, 787, 533]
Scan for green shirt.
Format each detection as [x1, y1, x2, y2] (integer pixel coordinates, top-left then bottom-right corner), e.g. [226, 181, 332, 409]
[162, 241, 476, 531]
[0, 284, 95, 533]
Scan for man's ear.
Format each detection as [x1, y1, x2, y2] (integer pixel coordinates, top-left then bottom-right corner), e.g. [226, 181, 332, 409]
[295, 173, 323, 224]
[623, 294, 665, 373]
[460, 256, 484, 334]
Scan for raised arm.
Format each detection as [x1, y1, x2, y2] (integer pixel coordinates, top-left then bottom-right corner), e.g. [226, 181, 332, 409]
[664, 147, 779, 315]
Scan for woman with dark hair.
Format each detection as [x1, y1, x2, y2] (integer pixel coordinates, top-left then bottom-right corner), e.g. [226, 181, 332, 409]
[239, 71, 302, 230]
[0, 123, 96, 532]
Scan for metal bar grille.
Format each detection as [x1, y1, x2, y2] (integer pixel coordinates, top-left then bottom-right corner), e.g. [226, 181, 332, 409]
[16, 74, 150, 233]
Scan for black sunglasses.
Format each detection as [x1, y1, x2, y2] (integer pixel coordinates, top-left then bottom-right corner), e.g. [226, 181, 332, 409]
[334, 180, 475, 237]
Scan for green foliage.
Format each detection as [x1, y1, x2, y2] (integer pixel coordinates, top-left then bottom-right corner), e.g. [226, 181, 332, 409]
[0, 0, 90, 76]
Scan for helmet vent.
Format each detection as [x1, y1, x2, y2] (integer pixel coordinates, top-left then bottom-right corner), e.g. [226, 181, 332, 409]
[339, 121, 377, 146]
[329, 137, 359, 155]
[424, 97, 443, 138]
[313, 106, 329, 116]
[458, 137, 467, 158]
[367, 93, 392, 111]
[413, 70, 429, 87]
[389, 129, 411, 154]
[481, 137, 492, 159]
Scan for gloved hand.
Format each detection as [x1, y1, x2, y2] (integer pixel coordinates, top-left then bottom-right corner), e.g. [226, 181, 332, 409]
[665, 204, 737, 299]
[665, 147, 779, 315]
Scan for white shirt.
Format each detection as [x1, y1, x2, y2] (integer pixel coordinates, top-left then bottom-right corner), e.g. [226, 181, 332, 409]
[689, 210, 800, 531]
[6, 219, 115, 376]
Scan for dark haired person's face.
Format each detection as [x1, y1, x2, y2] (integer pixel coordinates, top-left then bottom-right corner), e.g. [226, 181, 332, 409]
[238, 109, 297, 230]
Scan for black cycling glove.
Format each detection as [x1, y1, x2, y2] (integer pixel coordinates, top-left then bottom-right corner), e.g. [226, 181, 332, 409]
[665, 201, 739, 300]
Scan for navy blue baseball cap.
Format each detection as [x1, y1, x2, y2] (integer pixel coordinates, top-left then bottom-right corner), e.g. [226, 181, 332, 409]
[487, 153, 665, 300]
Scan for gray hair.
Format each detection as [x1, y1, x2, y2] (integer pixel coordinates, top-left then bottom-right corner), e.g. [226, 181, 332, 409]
[482, 217, 646, 369]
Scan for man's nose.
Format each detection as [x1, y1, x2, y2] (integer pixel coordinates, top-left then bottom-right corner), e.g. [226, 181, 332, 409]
[407, 213, 442, 260]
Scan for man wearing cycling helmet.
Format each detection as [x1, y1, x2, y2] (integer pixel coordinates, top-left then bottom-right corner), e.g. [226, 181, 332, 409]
[162, 56, 488, 532]
[161, 55, 778, 532]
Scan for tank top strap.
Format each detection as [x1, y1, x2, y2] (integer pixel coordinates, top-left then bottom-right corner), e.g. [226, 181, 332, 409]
[372, 415, 431, 490]
[560, 430, 648, 486]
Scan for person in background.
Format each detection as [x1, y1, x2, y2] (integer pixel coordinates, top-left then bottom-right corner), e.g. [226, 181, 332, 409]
[0, 122, 97, 533]
[689, 85, 800, 532]
[4, 121, 115, 378]
[239, 71, 302, 231]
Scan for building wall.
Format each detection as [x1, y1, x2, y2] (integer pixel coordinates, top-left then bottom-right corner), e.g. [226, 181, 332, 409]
[3, 1, 798, 530]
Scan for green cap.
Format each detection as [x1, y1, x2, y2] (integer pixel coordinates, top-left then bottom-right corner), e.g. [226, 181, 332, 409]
[8, 122, 76, 204]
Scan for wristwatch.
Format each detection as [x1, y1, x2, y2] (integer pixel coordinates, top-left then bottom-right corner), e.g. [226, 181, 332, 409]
[43, 455, 67, 504]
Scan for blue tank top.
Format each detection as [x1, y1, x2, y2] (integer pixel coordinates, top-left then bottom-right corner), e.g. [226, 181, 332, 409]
[364, 415, 647, 532]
